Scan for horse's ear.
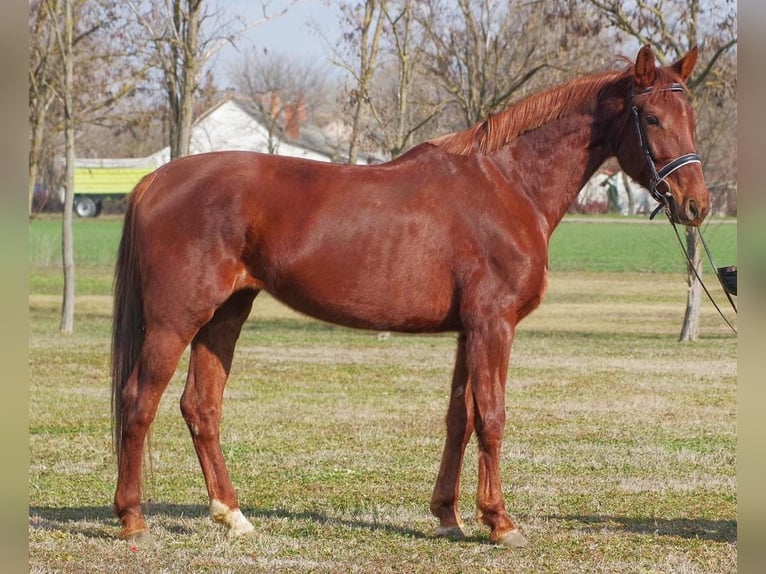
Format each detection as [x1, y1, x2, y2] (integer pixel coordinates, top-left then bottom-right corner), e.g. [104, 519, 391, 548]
[634, 45, 656, 90]
[669, 46, 698, 82]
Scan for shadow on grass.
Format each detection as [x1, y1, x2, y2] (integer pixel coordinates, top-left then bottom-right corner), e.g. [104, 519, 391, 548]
[547, 513, 736, 543]
[244, 506, 430, 540]
[29, 505, 120, 539]
[30, 505, 736, 545]
[28, 503, 430, 541]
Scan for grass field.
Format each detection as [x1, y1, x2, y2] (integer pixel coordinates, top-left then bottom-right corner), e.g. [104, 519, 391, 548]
[28, 215, 736, 573]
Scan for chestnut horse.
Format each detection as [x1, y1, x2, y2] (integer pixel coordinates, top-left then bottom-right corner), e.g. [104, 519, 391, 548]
[111, 45, 709, 546]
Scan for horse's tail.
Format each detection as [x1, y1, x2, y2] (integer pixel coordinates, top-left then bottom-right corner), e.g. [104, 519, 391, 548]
[111, 173, 154, 461]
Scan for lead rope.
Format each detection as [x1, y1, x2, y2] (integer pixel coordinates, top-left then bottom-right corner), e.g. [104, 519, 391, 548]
[665, 213, 737, 334]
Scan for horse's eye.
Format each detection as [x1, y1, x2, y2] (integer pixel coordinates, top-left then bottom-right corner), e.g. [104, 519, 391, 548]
[646, 115, 660, 127]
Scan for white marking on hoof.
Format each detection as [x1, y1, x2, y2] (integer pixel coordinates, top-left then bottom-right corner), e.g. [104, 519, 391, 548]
[210, 499, 255, 538]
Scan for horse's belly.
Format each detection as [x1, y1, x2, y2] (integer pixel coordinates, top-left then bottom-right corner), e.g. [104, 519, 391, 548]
[267, 266, 459, 333]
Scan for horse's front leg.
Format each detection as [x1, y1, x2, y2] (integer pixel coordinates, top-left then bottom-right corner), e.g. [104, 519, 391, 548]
[466, 318, 527, 547]
[431, 333, 475, 538]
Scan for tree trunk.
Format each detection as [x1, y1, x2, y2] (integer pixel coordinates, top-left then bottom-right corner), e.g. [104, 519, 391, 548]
[390, 0, 413, 157]
[678, 227, 702, 342]
[166, 0, 202, 160]
[168, 80, 182, 159]
[178, 0, 200, 158]
[28, 154, 40, 217]
[60, 0, 75, 334]
[348, 94, 363, 165]
[347, 0, 386, 165]
[28, 101, 48, 216]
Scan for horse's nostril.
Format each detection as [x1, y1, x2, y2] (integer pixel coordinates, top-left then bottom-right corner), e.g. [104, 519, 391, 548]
[687, 199, 699, 220]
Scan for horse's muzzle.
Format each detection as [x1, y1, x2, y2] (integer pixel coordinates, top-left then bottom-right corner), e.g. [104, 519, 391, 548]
[666, 189, 709, 227]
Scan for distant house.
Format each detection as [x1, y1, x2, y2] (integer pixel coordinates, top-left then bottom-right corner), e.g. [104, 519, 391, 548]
[147, 97, 379, 165]
[70, 96, 380, 216]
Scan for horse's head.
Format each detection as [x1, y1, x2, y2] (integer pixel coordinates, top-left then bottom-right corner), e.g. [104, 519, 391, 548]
[617, 45, 710, 226]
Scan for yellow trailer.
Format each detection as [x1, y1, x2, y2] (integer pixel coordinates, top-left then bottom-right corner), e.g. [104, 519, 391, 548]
[73, 163, 155, 217]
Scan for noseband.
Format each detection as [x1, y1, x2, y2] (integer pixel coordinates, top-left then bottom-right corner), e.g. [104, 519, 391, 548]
[630, 83, 702, 218]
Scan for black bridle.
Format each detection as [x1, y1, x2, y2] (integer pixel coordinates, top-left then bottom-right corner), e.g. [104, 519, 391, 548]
[631, 82, 736, 334]
[630, 82, 703, 219]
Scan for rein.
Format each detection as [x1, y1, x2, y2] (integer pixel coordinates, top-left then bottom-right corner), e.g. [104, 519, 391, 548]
[632, 83, 736, 335]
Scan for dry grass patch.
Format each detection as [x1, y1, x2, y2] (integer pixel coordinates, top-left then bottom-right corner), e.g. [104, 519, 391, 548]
[29, 272, 735, 572]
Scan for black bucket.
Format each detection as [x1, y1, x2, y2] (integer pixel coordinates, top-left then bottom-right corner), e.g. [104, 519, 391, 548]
[717, 265, 737, 296]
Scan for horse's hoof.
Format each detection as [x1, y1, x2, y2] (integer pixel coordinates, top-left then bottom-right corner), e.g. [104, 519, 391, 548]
[492, 528, 528, 548]
[227, 518, 255, 539]
[434, 525, 466, 539]
[118, 526, 150, 543]
[210, 500, 255, 539]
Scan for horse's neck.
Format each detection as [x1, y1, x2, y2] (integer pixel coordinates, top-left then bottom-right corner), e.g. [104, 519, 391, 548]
[490, 93, 626, 238]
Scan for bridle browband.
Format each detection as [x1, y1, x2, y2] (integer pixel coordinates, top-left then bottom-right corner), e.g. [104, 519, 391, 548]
[630, 82, 702, 219]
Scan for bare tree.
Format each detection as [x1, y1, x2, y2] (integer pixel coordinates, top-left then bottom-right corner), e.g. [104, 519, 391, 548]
[334, 0, 388, 164]
[329, 0, 558, 160]
[28, 1, 58, 216]
[41, 0, 77, 333]
[363, 0, 443, 158]
[29, 0, 160, 331]
[168, 0, 202, 158]
[687, 48, 737, 216]
[60, 0, 76, 333]
[128, 0, 297, 160]
[126, 0, 205, 160]
[415, 0, 551, 129]
[29, 0, 78, 330]
[29, 0, 153, 216]
[586, 0, 737, 341]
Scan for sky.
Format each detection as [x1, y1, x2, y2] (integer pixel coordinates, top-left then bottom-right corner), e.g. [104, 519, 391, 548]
[212, 0, 343, 88]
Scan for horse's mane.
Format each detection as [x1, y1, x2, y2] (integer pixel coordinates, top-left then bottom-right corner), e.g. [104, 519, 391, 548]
[429, 66, 636, 156]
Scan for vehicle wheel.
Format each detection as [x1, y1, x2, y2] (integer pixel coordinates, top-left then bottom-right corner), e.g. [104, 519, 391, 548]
[74, 196, 99, 218]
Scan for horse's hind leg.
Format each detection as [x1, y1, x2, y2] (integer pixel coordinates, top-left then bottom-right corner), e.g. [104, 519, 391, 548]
[180, 289, 257, 538]
[114, 328, 190, 540]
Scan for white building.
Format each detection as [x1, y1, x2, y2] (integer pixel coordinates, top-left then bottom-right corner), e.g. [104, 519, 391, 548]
[147, 97, 378, 166]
